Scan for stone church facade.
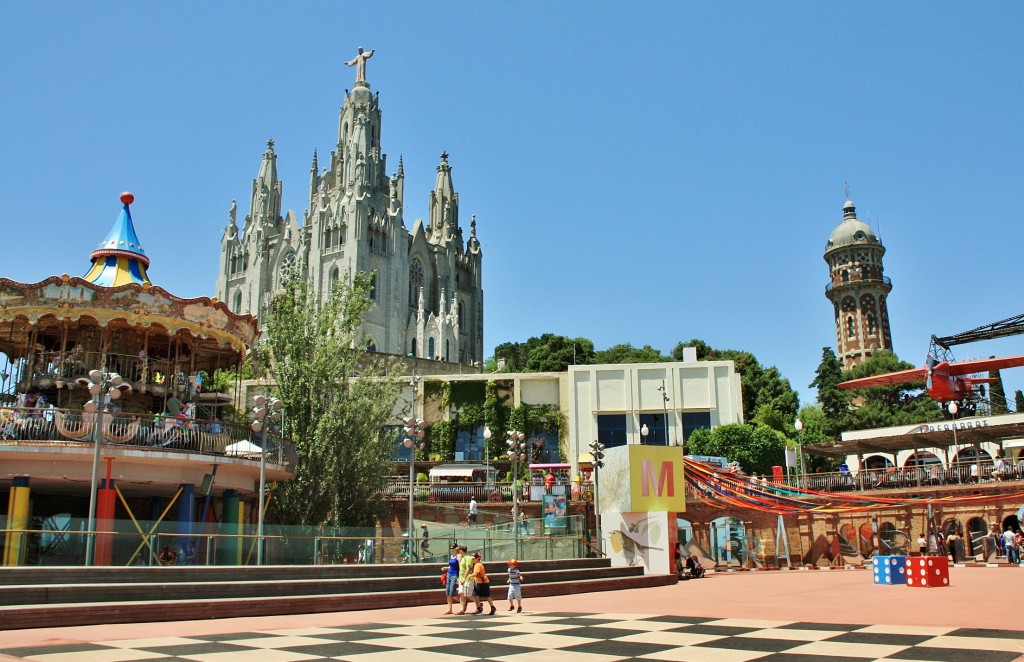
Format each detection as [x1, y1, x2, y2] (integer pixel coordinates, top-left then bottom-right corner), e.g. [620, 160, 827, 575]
[215, 52, 484, 365]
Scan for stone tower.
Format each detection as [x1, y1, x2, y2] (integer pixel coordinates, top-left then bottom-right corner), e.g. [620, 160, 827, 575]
[215, 51, 484, 365]
[824, 199, 893, 368]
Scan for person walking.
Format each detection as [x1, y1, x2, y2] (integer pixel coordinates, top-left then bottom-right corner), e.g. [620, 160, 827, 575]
[443, 544, 461, 615]
[469, 552, 497, 614]
[420, 524, 430, 556]
[457, 545, 474, 614]
[467, 497, 478, 526]
[1002, 528, 1019, 565]
[506, 558, 524, 612]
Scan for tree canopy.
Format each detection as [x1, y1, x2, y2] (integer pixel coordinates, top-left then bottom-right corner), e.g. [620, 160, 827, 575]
[493, 334, 596, 372]
[686, 423, 788, 476]
[261, 270, 404, 528]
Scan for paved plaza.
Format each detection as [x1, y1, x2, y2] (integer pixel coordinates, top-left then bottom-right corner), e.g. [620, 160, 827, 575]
[2, 567, 1022, 661]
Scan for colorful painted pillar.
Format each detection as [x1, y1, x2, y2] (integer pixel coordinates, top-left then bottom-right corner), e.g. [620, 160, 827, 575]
[175, 483, 196, 564]
[218, 489, 243, 566]
[3, 477, 31, 566]
[93, 479, 117, 566]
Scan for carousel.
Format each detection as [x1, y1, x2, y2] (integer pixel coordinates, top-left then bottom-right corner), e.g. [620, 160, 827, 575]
[0, 193, 292, 566]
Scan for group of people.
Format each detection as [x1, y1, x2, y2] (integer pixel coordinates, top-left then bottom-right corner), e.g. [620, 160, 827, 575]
[674, 543, 706, 579]
[443, 544, 524, 614]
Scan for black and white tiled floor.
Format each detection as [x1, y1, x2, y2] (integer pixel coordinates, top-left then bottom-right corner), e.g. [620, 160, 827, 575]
[3, 612, 1023, 661]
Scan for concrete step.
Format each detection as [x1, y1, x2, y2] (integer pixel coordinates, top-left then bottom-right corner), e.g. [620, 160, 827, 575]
[0, 573, 675, 630]
[0, 565, 645, 606]
[0, 557, 610, 585]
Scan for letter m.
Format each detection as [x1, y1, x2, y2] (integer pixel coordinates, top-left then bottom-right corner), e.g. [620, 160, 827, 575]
[640, 460, 674, 497]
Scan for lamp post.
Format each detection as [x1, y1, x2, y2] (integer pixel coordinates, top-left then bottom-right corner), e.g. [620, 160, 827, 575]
[588, 440, 605, 553]
[404, 373, 424, 562]
[483, 427, 492, 490]
[794, 419, 805, 488]
[79, 369, 131, 566]
[506, 430, 527, 553]
[658, 380, 671, 445]
[251, 394, 282, 566]
[640, 423, 649, 445]
[948, 401, 961, 484]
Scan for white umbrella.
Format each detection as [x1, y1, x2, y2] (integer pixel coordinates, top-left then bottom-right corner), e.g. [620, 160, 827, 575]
[225, 440, 263, 458]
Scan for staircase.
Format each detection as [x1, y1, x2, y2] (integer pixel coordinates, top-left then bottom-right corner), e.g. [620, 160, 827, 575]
[0, 558, 675, 630]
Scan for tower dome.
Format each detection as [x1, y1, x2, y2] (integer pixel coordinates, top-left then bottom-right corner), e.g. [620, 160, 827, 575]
[823, 198, 894, 368]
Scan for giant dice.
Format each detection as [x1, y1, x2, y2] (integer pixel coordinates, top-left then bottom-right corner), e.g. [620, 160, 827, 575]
[905, 556, 950, 588]
[871, 555, 907, 585]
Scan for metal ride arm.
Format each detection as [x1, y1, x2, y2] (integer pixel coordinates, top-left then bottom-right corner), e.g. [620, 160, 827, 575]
[931, 312, 1024, 358]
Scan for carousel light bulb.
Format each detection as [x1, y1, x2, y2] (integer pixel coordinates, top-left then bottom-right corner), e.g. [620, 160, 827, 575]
[251, 420, 263, 433]
[89, 383, 102, 396]
[108, 388, 121, 400]
[89, 369, 103, 383]
[254, 395, 267, 407]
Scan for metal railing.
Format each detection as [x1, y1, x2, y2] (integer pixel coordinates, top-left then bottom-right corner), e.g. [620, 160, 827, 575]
[381, 477, 593, 504]
[0, 406, 290, 460]
[0, 519, 590, 567]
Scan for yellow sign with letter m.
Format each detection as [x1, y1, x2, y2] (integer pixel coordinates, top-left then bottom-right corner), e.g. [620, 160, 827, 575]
[628, 445, 686, 512]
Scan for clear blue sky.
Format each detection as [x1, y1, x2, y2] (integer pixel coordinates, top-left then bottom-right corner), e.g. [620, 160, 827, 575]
[3, 3, 1023, 409]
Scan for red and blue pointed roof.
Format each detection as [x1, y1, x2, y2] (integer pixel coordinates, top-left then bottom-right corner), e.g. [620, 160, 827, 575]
[83, 192, 151, 287]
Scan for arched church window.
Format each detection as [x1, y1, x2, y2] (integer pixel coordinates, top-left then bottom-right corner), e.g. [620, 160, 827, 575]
[279, 251, 296, 287]
[409, 259, 424, 306]
[867, 314, 876, 336]
[458, 301, 465, 327]
[860, 266, 869, 280]
[445, 340, 450, 362]
[842, 270, 850, 283]
[847, 316, 855, 338]
[370, 272, 378, 301]
[410, 338, 417, 357]
[232, 291, 242, 313]
[329, 267, 339, 291]
[428, 337, 436, 360]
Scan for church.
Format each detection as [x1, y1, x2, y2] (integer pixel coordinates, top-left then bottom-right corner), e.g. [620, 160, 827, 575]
[215, 49, 484, 365]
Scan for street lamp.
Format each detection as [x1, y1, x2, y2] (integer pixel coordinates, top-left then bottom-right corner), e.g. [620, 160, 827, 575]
[79, 369, 132, 566]
[506, 430, 527, 552]
[948, 401, 961, 484]
[794, 419, 805, 488]
[404, 373, 424, 562]
[251, 394, 282, 565]
[588, 440, 606, 554]
[483, 427, 492, 491]
[658, 380, 672, 445]
[640, 423, 649, 445]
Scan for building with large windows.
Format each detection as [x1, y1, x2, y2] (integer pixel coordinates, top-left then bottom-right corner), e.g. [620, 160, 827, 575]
[215, 52, 484, 365]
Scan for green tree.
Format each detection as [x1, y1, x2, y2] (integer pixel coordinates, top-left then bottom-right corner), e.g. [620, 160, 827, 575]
[1016, 389, 1024, 413]
[987, 361, 1009, 415]
[494, 334, 596, 372]
[685, 423, 787, 475]
[594, 343, 669, 364]
[809, 346, 848, 439]
[842, 350, 942, 429]
[262, 270, 404, 527]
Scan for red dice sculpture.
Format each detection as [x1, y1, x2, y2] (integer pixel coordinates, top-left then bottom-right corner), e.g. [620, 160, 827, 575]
[905, 556, 950, 588]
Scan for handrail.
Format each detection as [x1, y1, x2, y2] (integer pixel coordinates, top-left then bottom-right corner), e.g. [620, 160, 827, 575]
[0, 406, 292, 462]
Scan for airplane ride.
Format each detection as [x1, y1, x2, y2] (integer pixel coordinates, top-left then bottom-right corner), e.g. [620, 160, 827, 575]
[837, 355, 1024, 403]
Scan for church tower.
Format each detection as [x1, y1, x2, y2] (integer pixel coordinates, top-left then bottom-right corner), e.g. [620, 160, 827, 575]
[215, 49, 484, 365]
[824, 199, 894, 368]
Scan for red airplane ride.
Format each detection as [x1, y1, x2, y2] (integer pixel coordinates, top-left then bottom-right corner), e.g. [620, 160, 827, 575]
[837, 355, 1024, 403]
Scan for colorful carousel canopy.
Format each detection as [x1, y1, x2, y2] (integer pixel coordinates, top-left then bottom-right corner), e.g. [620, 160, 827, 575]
[83, 192, 151, 287]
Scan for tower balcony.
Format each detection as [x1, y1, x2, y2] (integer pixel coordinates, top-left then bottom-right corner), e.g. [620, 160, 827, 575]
[825, 275, 891, 295]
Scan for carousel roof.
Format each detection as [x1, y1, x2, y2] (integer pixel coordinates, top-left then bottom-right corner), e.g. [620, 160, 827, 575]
[0, 192, 259, 354]
[83, 192, 151, 287]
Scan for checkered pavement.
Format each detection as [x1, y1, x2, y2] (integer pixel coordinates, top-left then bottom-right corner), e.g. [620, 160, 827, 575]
[3, 611, 1023, 661]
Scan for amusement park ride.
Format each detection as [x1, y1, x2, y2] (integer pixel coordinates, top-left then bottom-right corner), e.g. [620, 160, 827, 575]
[838, 313, 1024, 404]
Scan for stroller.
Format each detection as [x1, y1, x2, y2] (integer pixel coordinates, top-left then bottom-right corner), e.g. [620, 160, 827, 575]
[681, 555, 706, 579]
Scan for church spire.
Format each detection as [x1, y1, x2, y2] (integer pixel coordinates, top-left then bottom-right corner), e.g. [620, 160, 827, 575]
[428, 151, 459, 238]
[83, 192, 152, 287]
[250, 139, 283, 226]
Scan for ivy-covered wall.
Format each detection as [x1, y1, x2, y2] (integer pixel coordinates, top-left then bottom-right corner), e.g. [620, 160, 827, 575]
[422, 378, 566, 469]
